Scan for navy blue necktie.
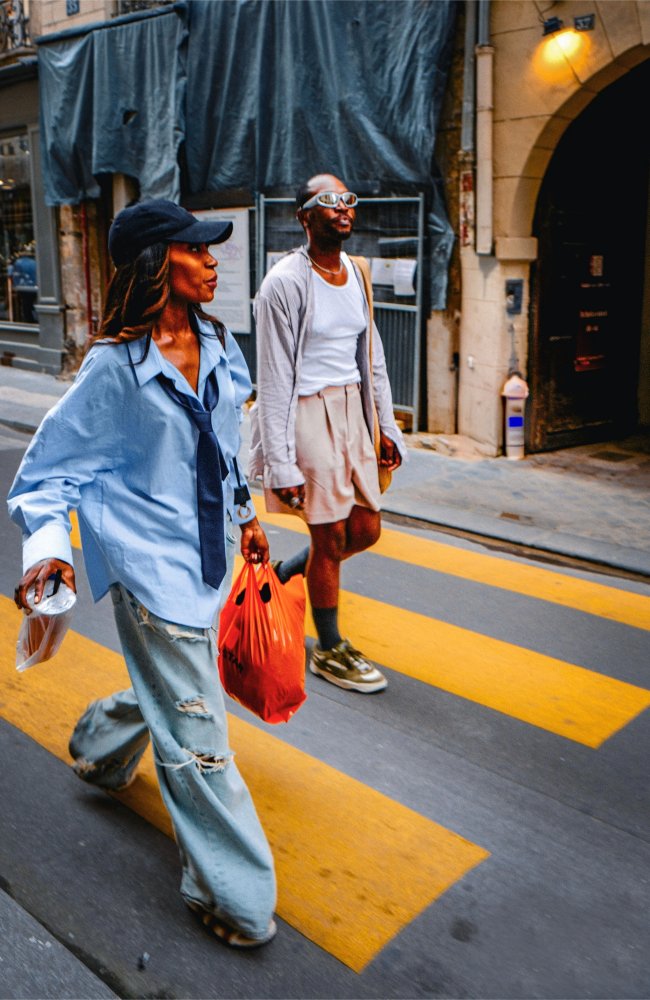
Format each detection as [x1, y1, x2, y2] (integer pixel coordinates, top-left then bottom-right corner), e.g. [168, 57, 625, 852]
[157, 370, 229, 590]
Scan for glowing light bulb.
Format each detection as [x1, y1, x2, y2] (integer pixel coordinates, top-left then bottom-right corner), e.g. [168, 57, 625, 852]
[554, 29, 583, 58]
[533, 27, 590, 79]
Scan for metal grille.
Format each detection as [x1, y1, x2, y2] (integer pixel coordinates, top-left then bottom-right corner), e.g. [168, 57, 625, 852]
[256, 194, 425, 429]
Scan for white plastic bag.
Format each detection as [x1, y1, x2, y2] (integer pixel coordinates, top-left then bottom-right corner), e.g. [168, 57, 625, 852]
[15, 580, 76, 672]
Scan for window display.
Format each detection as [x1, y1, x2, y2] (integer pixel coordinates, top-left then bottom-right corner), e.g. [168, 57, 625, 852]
[0, 134, 37, 324]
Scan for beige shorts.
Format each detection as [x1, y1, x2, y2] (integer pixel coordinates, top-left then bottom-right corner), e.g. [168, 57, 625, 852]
[264, 383, 381, 525]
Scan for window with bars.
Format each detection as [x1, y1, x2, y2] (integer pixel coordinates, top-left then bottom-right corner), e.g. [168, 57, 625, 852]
[0, 133, 36, 325]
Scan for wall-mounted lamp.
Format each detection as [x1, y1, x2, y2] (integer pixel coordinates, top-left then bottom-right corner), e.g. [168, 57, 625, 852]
[542, 16, 563, 35]
[574, 13, 595, 31]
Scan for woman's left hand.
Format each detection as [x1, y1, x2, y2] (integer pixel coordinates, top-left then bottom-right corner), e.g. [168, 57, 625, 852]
[379, 432, 402, 471]
[240, 517, 270, 564]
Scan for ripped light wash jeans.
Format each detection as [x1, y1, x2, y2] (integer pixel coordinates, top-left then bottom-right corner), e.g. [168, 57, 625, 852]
[68, 538, 276, 940]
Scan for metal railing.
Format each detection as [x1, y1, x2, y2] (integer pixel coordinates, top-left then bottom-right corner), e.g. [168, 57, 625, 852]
[257, 194, 426, 430]
[0, 0, 30, 54]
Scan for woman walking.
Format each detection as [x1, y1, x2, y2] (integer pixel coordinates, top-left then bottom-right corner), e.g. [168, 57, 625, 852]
[8, 200, 277, 947]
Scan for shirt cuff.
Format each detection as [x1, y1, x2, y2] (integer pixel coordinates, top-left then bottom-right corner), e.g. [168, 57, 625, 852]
[22, 522, 74, 574]
[231, 496, 257, 526]
[263, 462, 305, 490]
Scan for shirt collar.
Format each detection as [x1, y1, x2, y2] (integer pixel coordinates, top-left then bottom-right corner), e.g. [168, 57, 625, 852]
[126, 316, 227, 390]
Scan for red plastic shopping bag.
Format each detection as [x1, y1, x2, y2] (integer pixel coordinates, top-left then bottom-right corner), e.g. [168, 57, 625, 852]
[218, 562, 307, 723]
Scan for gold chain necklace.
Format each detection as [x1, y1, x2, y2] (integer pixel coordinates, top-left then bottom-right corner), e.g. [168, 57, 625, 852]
[307, 253, 343, 276]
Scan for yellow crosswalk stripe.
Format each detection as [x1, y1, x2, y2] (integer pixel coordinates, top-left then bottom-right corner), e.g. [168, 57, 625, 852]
[66, 514, 650, 748]
[69, 508, 650, 631]
[316, 590, 650, 748]
[226, 555, 650, 749]
[255, 504, 650, 632]
[0, 596, 488, 973]
[69, 511, 81, 549]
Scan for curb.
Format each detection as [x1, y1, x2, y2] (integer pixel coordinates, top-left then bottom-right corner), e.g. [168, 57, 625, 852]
[381, 504, 650, 581]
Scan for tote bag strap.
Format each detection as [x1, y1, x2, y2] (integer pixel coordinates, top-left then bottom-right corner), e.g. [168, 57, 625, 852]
[349, 254, 374, 372]
[349, 255, 392, 494]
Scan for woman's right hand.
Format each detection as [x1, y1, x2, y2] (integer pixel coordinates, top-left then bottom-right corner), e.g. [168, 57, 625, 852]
[14, 559, 76, 614]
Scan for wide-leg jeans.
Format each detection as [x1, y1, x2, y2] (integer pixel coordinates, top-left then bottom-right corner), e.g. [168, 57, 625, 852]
[69, 541, 276, 939]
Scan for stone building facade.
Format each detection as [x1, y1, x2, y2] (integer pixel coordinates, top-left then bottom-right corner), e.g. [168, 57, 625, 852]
[2, 0, 648, 457]
[433, 0, 650, 454]
[0, 1, 143, 372]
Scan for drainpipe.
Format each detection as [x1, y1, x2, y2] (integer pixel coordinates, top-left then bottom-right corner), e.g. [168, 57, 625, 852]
[461, 1, 477, 155]
[457, 1, 478, 432]
[80, 201, 94, 344]
[475, 0, 493, 255]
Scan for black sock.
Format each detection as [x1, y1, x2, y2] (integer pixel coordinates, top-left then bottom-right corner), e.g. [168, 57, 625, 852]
[312, 606, 342, 651]
[276, 544, 310, 584]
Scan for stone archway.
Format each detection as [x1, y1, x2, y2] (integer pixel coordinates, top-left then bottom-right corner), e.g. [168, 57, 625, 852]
[503, 45, 650, 243]
[527, 56, 650, 450]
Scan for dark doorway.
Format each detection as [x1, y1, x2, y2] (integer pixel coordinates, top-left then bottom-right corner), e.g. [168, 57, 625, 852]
[529, 58, 650, 451]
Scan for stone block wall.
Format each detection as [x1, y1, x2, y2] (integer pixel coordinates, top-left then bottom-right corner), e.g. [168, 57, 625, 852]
[28, 0, 114, 38]
[58, 203, 107, 371]
[454, 0, 650, 453]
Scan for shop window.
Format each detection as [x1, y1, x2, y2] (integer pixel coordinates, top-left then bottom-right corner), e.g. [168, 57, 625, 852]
[0, 133, 36, 325]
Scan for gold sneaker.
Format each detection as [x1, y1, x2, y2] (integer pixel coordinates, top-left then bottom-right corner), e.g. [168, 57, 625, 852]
[310, 639, 387, 693]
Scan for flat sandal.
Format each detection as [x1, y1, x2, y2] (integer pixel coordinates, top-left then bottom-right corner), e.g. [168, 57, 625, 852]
[186, 900, 277, 948]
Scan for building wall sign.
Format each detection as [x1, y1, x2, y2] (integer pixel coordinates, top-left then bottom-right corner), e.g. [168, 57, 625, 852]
[194, 208, 251, 335]
[575, 252, 610, 373]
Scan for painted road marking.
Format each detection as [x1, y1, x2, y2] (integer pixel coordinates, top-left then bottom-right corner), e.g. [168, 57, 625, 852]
[325, 591, 650, 748]
[0, 596, 488, 973]
[69, 509, 650, 631]
[226, 557, 650, 750]
[65, 513, 650, 747]
[254, 503, 650, 632]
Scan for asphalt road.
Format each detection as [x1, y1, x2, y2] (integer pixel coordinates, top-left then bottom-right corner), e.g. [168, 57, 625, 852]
[1, 429, 649, 1000]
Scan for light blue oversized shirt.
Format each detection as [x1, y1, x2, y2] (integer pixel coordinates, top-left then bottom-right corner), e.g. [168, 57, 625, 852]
[7, 318, 255, 628]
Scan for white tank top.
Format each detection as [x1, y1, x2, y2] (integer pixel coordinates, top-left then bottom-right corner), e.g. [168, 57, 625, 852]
[298, 253, 366, 396]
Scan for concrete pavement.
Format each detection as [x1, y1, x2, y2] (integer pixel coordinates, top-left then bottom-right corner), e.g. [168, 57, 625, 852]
[2, 363, 649, 577]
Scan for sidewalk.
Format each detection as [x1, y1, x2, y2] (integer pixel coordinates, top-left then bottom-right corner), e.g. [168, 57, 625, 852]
[1, 364, 649, 578]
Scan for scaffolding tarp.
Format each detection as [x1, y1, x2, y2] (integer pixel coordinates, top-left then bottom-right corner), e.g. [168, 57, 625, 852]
[185, 0, 456, 193]
[185, 0, 456, 306]
[37, 9, 186, 205]
[37, 0, 456, 306]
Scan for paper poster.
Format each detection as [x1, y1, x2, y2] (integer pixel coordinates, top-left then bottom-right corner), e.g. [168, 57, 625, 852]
[370, 256, 416, 296]
[393, 258, 417, 297]
[370, 257, 395, 286]
[193, 208, 251, 333]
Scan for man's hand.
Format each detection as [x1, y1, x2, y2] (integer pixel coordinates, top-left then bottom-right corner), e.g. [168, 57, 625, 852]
[14, 558, 76, 614]
[240, 517, 270, 564]
[379, 432, 402, 471]
[271, 485, 306, 512]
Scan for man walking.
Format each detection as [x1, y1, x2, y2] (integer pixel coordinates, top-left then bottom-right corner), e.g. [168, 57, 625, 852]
[250, 173, 405, 693]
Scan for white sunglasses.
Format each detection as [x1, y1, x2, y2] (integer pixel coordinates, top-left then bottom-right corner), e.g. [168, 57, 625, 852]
[300, 191, 359, 210]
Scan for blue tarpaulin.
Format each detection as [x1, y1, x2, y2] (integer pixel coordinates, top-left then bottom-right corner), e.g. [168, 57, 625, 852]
[37, 0, 457, 306]
[184, 0, 456, 193]
[37, 9, 186, 205]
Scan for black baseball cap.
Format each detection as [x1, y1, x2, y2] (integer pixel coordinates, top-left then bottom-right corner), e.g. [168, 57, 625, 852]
[108, 199, 233, 266]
